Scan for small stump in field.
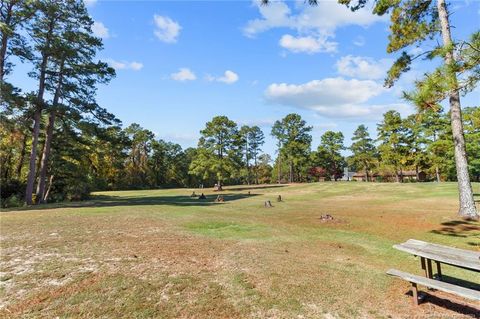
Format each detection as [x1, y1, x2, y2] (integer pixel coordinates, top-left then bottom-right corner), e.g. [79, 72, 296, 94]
[264, 200, 273, 208]
[215, 195, 224, 202]
[277, 195, 282, 202]
[199, 193, 207, 200]
[319, 214, 334, 222]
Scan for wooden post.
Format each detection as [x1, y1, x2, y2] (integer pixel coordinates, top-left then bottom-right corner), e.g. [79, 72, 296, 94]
[435, 261, 442, 280]
[411, 282, 419, 306]
[420, 257, 427, 276]
[426, 259, 433, 279]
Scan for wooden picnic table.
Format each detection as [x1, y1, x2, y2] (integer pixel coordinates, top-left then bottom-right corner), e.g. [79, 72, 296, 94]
[389, 239, 480, 305]
[393, 239, 480, 279]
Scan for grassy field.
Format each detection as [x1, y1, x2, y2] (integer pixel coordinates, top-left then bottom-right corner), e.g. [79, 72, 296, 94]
[1, 182, 479, 318]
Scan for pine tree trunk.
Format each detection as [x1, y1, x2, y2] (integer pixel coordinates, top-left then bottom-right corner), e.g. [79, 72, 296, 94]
[437, 0, 477, 219]
[16, 132, 27, 179]
[43, 174, 54, 202]
[36, 110, 55, 203]
[289, 161, 293, 183]
[435, 166, 441, 182]
[277, 151, 281, 184]
[25, 107, 42, 205]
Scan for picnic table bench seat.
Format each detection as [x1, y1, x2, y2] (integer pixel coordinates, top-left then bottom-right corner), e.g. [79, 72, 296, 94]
[387, 269, 480, 305]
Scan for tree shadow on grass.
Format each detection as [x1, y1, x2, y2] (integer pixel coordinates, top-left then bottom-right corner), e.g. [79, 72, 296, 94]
[3, 193, 261, 212]
[430, 220, 480, 247]
[404, 290, 480, 316]
[223, 184, 287, 191]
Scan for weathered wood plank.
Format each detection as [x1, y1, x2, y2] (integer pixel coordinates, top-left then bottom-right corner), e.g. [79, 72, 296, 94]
[387, 269, 480, 301]
[394, 239, 480, 271]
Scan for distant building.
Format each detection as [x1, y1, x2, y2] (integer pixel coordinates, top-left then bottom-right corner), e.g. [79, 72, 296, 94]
[351, 170, 427, 182]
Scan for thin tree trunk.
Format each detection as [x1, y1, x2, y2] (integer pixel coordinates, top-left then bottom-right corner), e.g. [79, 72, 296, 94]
[16, 131, 27, 179]
[437, 0, 477, 219]
[415, 165, 420, 181]
[36, 110, 55, 203]
[435, 166, 441, 183]
[254, 154, 258, 184]
[43, 174, 54, 202]
[277, 149, 281, 184]
[289, 161, 293, 183]
[365, 168, 369, 183]
[25, 107, 41, 204]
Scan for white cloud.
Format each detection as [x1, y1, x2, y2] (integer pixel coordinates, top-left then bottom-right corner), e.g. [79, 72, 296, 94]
[264, 77, 403, 119]
[243, 1, 386, 54]
[92, 21, 109, 39]
[206, 70, 239, 84]
[279, 34, 337, 54]
[108, 59, 143, 71]
[336, 55, 392, 80]
[153, 15, 181, 43]
[171, 68, 196, 81]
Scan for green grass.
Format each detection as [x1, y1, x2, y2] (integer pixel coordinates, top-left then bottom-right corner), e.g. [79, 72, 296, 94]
[1, 182, 479, 318]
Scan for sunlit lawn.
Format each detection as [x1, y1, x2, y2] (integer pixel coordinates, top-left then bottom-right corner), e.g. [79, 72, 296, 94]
[1, 182, 479, 318]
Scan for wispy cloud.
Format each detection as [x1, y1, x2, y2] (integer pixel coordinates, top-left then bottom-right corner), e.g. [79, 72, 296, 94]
[107, 59, 143, 71]
[153, 15, 181, 43]
[206, 70, 239, 84]
[171, 68, 196, 81]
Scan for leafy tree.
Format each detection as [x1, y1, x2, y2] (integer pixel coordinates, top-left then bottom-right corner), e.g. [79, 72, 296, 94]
[314, 131, 345, 181]
[189, 115, 240, 189]
[271, 113, 312, 183]
[124, 123, 154, 187]
[256, 153, 272, 184]
[349, 125, 377, 182]
[377, 111, 409, 182]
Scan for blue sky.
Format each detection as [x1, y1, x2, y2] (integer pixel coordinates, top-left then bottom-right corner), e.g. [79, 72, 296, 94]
[11, 0, 480, 156]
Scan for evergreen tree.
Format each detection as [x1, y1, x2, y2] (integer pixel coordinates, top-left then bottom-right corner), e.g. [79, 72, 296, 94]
[271, 113, 312, 183]
[315, 131, 345, 181]
[377, 111, 409, 182]
[349, 125, 377, 182]
[189, 115, 240, 189]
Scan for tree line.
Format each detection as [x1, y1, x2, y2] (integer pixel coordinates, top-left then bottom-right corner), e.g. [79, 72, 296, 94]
[1, 0, 479, 218]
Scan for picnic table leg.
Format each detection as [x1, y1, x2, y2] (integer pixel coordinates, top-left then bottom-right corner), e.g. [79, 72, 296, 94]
[426, 259, 433, 279]
[420, 257, 427, 277]
[411, 282, 419, 306]
[435, 261, 442, 280]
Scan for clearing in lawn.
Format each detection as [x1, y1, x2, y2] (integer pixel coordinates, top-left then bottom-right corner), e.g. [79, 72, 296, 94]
[0, 182, 479, 318]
